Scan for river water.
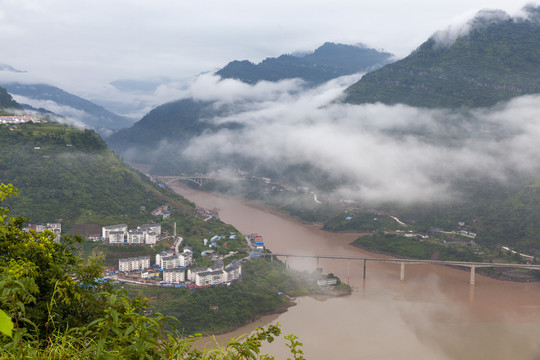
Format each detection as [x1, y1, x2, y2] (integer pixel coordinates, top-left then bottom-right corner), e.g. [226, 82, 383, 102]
[170, 183, 540, 359]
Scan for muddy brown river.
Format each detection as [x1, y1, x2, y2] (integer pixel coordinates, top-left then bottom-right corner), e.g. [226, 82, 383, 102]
[170, 183, 540, 359]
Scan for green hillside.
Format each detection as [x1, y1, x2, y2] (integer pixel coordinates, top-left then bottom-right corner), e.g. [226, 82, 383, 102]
[0, 86, 23, 113]
[344, 6, 540, 108]
[0, 122, 194, 230]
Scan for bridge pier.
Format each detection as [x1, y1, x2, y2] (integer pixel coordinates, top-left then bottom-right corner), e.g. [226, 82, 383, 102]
[347, 260, 350, 285]
[400, 262, 405, 281]
[470, 265, 476, 286]
[363, 259, 366, 279]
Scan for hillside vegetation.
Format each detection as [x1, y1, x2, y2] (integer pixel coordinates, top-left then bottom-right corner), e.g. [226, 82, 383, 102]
[0, 86, 22, 113]
[0, 122, 193, 230]
[345, 6, 540, 108]
[0, 184, 304, 359]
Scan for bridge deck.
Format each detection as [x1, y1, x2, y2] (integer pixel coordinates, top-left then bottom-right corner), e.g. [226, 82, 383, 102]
[263, 253, 540, 285]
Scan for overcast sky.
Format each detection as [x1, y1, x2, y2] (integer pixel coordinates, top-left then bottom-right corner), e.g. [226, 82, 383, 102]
[0, 0, 536, 112]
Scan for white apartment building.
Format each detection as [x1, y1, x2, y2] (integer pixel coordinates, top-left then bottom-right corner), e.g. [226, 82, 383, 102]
[163, 268, 185, 283]
[118, 256, 150, 272]
[178, 248, 193, 267]
[156, 250, 174, 267]
[102, 224, 127, 242]
[194, 269, 224, 287]
[127, 230, 145, 244]
[137, 224, 161, 245]
[144, 232, 158, 245]
[188, 259, 241, 286]
[224, 260, 242, 282]
[108, 231, 125, 245]
[161, 255, 181, 270]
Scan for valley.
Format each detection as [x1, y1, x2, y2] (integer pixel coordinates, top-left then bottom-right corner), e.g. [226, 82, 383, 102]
[3, 3, 540, 358]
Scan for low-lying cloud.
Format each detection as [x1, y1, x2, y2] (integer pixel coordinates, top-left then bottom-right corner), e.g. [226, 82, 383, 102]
[175, 74, 540, 204]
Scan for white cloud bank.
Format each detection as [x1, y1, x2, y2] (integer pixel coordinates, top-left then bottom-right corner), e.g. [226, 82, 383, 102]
[176, 74, 540, 204]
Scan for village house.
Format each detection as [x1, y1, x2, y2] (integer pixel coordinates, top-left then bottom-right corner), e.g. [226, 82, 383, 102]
[141, 270, 160, 279]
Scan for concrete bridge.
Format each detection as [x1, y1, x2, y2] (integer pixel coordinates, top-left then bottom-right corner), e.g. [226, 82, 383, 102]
[157, 175, 214, 187]
[263, 253, 540, 285]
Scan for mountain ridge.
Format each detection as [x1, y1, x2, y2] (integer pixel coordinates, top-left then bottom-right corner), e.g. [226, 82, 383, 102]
[2, 82, 133, 133]
[216, 42, 394, 84]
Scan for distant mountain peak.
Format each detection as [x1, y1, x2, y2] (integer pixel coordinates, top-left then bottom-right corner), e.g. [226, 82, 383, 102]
[0, 64, 26, 73]
[216, 42, 394, 85]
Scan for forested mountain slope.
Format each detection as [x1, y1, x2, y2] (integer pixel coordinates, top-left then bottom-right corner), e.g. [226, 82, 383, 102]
[0, 122, 193, 230]
[345, 6, 540, 108]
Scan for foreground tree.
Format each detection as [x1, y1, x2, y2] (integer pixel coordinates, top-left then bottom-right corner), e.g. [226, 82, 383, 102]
[0, 183, 304, 359]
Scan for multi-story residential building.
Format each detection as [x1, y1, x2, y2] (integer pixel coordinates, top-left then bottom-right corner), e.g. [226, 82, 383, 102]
[108, 231, 125, 245]
[156, 250, 174, 268]
[188, 259, 241, 286]
[163, 268, 185, 283]
[118, 256, 150, 272]
[178, 247, 193, 267]
[127, 230, 145, 244]
[102, 224, 127, 242]
[137, 224, 161, 245]
[224, 260, 242, 282]
[144, 232, 158, 245]
[161, 255, 181, 270]
[194, 269, 224, 287]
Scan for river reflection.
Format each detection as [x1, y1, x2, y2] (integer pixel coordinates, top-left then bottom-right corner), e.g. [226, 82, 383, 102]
[170, 183, 540, 359]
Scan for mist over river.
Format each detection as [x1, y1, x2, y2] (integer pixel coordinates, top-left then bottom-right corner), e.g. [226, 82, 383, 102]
[170, 183, 540, 359]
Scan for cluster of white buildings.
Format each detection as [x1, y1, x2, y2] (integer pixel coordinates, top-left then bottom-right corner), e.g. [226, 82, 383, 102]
[102, 223, 161, 245]
[0, 115, 44, 124]
[118, 246, 243, 287]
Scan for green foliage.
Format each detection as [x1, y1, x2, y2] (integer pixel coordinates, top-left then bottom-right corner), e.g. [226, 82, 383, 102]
[345, 7, 540, 108]
[0, 311, 12, 339]
[323, 211, 404, 232]
[0, 86, 22, 111]
[354, 233, 481, 262]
